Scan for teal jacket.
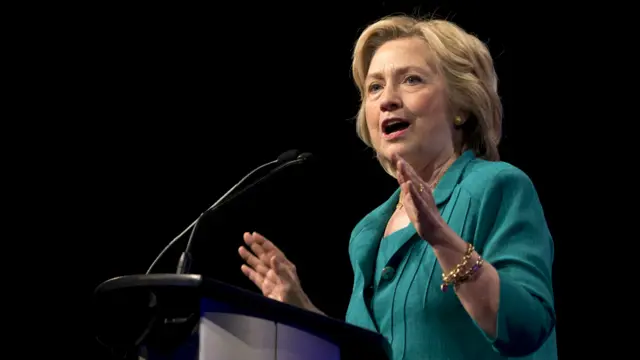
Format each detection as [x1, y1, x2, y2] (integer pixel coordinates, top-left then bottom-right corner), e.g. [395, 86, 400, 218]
[345, 150, 557, 360]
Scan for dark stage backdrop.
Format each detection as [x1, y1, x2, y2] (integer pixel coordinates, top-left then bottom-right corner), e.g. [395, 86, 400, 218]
[76, 1, 576, 358]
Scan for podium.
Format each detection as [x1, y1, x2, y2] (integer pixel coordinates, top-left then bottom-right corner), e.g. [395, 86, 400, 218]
[93, 274, 390, 360]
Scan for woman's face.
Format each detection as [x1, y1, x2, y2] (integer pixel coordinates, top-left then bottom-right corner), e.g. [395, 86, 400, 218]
[364, 37, 455, 170]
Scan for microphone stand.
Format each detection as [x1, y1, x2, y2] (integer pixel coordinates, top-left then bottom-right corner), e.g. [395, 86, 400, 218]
[174, 159, 279, 274]
[176, 155, 311, 274]
[145, 152, 312, 275]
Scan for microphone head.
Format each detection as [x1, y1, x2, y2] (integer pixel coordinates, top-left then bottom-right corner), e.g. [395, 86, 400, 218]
[297, 152, 313, 161]
[277, 149, 300, 163]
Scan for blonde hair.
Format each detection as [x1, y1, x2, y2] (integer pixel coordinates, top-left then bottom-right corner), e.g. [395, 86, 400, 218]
[352, 15, 502, 166]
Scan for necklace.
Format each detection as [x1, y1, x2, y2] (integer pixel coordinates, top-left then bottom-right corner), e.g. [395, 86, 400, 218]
[396, 179, 439, 210]
[396, 163, 450, 210]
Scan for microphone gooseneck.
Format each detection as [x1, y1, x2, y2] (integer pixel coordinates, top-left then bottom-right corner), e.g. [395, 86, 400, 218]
[213, 152, 313, 208]
[145, 150, 312, 275]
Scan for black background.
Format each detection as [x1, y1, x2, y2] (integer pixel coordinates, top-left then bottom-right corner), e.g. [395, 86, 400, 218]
[23, 0, 617, 358]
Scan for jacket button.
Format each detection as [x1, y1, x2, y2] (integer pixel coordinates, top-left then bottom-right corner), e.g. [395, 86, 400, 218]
[381, 266, 395, 280]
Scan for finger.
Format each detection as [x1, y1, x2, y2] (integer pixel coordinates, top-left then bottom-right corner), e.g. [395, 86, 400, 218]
[247, 241, 273, 264]
[396, 159, 407, 184]
[391, 152, 406, 165]
[249, 242, 266, 258]
[242, 264, 277, 297]
[401, 160, 433, 202]
[250, 232, 272, 247]
[238, 246, 270, 275]
[243, 232, 259, 252]
[244, 232, 272, 260]
[399, 160, 417, 189]
[402, 181, 420, 221]
[252, 232, 287, 259]
[400, 174, 413, 201]
[398, 157, 423, 186]
[408, 180, 432, 216]
[241, 264, 265, 288]
[408, 179, 430, 207]
[267, 256, 284, 283]
[245, 231, 264, 243]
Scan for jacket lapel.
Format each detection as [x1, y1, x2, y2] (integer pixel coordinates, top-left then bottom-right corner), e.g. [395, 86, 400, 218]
[433, 150, 475, 206]
[351, 189, 400, 291]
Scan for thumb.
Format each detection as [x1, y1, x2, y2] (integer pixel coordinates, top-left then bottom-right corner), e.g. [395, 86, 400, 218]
[270, 256, 285, 276]
[270, 255, 291, 281]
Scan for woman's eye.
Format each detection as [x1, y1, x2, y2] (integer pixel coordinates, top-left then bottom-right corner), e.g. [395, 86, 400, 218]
[368, 83, 382, 93]
[405, 75, 423, 84]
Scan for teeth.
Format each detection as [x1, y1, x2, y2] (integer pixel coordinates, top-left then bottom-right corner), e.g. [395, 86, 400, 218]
[384, 120, 404, 128]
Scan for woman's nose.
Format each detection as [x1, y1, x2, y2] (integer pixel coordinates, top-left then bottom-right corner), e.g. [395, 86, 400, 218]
[380, 88, 402, 112]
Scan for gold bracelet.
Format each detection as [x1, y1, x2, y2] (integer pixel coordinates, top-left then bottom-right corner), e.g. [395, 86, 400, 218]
[455, 256, 485, 284]
[440, 243, 474, 292]
[441, 253, 485, 292]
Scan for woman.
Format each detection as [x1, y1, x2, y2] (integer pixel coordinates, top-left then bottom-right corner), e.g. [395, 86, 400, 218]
[238, 15, 557, 360]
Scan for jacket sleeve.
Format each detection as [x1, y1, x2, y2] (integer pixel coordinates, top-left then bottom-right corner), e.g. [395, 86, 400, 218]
[473, 167, 556, 357]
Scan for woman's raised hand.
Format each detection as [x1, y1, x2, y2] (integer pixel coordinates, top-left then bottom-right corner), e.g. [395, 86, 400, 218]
[238, 232, 316, 311]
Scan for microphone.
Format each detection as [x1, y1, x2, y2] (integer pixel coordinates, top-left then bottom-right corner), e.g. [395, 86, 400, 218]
[144, 150, 312, 275]
[211, 152, 314, 210]
[277, 149, 300, 163]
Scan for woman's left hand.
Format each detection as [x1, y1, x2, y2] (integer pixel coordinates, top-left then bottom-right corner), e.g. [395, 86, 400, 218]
[394, 154, 448, 245]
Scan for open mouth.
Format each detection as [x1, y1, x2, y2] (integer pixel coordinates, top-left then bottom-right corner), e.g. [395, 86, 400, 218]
[383, 119, 410, 135]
